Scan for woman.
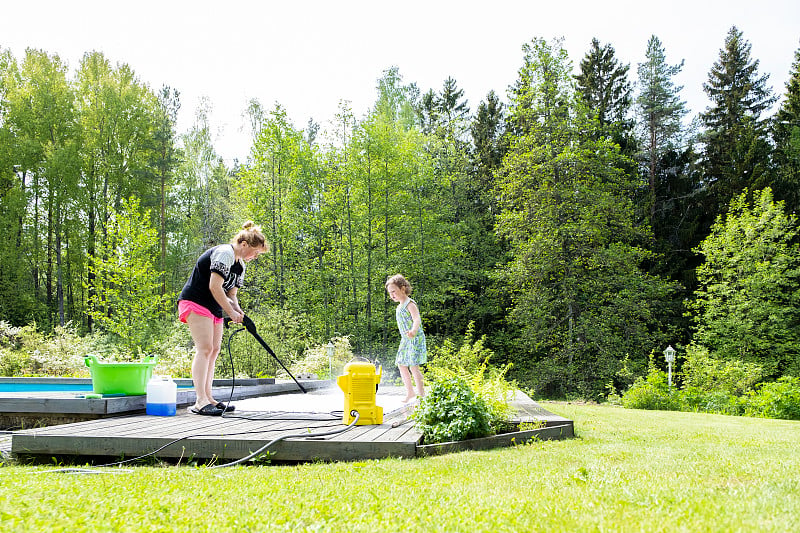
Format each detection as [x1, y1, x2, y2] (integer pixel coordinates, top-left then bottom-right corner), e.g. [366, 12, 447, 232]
[178, 221, 267, 415]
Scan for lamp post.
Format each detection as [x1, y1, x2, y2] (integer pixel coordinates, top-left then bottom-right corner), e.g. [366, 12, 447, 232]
[326, 341, 335, 380]
[663, 345, 676, 389]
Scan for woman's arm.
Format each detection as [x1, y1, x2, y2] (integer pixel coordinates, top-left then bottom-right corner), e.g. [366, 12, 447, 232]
[227, 287, 244, 315]
[209, 273, 243, 322]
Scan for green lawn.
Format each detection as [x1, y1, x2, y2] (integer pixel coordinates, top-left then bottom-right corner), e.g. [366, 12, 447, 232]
[1, 403, 798, 532]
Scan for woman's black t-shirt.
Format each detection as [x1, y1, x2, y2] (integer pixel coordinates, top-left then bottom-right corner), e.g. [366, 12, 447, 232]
[178, 244, 245, 318]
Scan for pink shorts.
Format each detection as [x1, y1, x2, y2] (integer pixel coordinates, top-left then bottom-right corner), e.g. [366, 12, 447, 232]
[178, 300, 223, 325]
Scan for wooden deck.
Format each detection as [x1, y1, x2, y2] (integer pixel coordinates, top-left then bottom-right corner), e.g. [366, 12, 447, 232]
[0, 378, 328, 430]
[9, 388, 573, 464]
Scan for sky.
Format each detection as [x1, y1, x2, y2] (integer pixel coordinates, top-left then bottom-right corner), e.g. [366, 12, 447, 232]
[3, 0, 799, 164]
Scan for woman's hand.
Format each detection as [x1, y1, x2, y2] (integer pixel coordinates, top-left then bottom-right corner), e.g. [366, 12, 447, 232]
[229, 310, 244, 324]
[405, 329, 417, 339]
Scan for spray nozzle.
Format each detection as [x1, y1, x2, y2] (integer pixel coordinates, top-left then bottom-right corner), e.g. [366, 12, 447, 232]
[242, 315, 257, 335]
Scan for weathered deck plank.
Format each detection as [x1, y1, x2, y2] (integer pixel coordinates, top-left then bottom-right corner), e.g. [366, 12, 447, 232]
[9, 388, 572, 463]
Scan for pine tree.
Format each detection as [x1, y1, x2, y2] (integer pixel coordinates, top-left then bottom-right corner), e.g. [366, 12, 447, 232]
[470, 90, 506, 195]
[701, 26, 777, 212]
[772, 44, 800, 214]
[576, 38, 635, 154]
[635, 35, 688, 218]
[497, 38, 677, 398]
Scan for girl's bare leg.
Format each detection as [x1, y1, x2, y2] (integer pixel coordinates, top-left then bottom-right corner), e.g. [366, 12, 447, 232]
[398, 365, 415, 402]
[410, 365, 425, 398]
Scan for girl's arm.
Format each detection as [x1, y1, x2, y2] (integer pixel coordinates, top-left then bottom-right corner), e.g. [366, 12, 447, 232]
[406, 300, 422, 338]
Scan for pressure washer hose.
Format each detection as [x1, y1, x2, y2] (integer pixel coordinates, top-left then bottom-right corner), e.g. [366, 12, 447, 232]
[36, 316, 355, 473]
[224, 315, 307, 395]
[209, 410, 360, 469]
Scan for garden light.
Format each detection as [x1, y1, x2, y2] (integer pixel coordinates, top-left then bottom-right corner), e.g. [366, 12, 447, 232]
[663, 345, 676, 389]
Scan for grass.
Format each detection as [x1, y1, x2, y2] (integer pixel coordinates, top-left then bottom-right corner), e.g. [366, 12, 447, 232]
[1, 402, 799, 532]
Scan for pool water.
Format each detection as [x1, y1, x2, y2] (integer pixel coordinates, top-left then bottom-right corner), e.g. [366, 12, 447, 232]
[0, 383, 95, 393]
[0, 380, 194, 393]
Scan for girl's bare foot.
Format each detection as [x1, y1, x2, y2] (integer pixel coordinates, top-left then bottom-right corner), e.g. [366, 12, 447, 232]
[403, 394, 416, 404]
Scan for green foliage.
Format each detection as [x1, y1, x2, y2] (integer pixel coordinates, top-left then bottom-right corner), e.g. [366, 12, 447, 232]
[413, 376, 494, 443]
[497, 38, 678, 399]
[772, 45, 800, 214]
[86, 197, 174, 359]
[576, 38, 635, 153]
[3, 36, 800, 402]
[425, 322, 515, 423]
[217, 306, 314, 379]
[635, 34, 688, 188]
[0, 322, 90, 377]
[680, 343, 763, 395]
[149, 321, 194, 379]
[622, 348, 800, 420]
[679, 387, 745, 416]
[744, 377, 800, 420]
[689, 188, 800, 376]
[291, 336, 354, 380]
[701, 26, 777, 208]
[428, 321, 493, 374]
[620, 363, 681, 411]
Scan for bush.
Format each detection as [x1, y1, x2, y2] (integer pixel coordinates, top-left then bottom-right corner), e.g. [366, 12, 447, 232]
[218, 307, 314, 379]
[290, 336, 354, 380]
[680, 386, 744, 416]
[744, 377, 800, 420]
[0, 322, 90, 377]
[413, 377, 495, 443]
[428, 321, 494, 375]
[621, 366, 681, 411]
[425, 322, 516, 423]
[681, 344, 763, 396]
[150, 322, 194, 378]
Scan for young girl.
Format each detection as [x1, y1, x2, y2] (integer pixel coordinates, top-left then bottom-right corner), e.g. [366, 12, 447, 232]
[386, 274, 427, 403]
[178, 222, 267, 416]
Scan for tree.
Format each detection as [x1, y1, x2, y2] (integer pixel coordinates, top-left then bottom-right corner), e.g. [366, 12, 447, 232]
[701, 26, 777, 213]
[0, 49, 47, 325]
[76, 52, 164, 331]
[496, 38, 677, 398]
[450, 90, 509, 337]
[576, 38, 635, 154]
[152, 86, 181, 298]
[87, 197, 173, 357]
[635, 35, 688, 218]
[4, 49, 80, 328]
[470, 90, 506, 187]
[772, 44, 800, 214]
[689, 188, 800, 377]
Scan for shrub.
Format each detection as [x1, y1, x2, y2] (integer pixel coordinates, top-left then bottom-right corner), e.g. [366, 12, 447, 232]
[425, 322, 516, 423]
[0, 322, 90, 377]
[291, 336, 355, 379]
[413, 377, 494, 443]
[150, 322, 194, 378]
[218, 307, 313, 378]
[428, 321, 494, 375]
[621, 366, 681, 411]
[679, 386, 744, 416]
[680, 344, 763, 395]
[744, 377, 800, 420]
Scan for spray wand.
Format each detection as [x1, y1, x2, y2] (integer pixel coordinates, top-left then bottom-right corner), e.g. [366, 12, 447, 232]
[225, 315, 307, 394]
